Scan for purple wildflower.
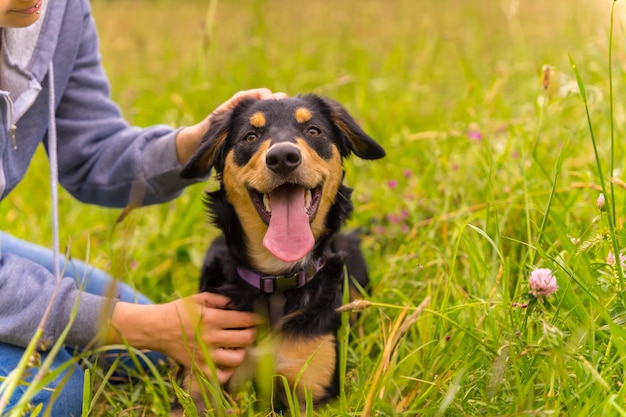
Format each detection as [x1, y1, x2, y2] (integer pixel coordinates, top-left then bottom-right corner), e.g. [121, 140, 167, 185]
[388, 179, 398, 189]
[402, 168, 413, 178]
[529, 268, 558, 299]
[387, 213, 401, 225]
[597, 193, 606, 212]
[606, 251, 626, 268]
[467, 130, 483, 141]
[373, 226, 386, 235]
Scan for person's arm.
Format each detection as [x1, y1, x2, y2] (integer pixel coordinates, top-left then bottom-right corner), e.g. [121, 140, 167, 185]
[0, 253, 257, 382]
[50, 0, 178, 207]
[52, 0, 286, 208]
[0, 253, 115, 348]
[107, 293, 258, 383]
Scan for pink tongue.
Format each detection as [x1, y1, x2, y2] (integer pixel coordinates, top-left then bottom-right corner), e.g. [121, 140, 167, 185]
[263, 184, 314, 262]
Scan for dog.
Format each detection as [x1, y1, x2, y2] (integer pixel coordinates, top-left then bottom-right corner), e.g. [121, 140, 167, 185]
[172, 94, 385, 414]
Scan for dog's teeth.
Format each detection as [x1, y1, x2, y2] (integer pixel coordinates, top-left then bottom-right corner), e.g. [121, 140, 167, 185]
[263, 194, 271, 213]
[304, 189, 312, 212]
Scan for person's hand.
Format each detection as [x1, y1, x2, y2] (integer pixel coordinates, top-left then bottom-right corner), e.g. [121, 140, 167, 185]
[175, 88, 288, 165]
[107, 292, 260, 383]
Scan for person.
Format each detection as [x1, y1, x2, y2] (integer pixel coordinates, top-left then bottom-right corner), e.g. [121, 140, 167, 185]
[0, 0, 286, 415]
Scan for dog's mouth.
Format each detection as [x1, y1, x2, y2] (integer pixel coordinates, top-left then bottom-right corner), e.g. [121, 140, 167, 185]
[249, 184, 322, 224]
[249, 184, 322, 263]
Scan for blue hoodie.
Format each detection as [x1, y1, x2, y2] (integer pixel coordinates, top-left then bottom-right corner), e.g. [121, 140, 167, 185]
[0, 0, 200, 348]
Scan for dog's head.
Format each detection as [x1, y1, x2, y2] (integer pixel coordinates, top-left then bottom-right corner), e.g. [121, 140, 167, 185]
[182, 94, 385, 270]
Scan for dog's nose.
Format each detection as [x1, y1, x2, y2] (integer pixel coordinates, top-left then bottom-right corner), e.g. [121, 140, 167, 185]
[266, 144, 302, 175]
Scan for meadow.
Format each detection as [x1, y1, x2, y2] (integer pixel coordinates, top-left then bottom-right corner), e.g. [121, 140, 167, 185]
[2, 0, 626, 415]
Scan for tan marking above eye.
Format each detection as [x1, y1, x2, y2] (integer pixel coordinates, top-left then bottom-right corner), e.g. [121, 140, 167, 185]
[295, 107, 313, 123]
[249, 111, 266, 128]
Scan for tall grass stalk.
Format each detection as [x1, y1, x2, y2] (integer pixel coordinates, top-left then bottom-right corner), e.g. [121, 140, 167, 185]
[569, 53, 625, 301]
[608, 1, 618, 227]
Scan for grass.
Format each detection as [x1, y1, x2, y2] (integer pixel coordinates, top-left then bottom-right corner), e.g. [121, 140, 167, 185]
[2, 0, 626, 415]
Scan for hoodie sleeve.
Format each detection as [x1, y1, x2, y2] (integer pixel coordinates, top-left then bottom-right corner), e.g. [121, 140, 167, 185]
[0, 253, 116, 348]
[50, 0, 199, 208]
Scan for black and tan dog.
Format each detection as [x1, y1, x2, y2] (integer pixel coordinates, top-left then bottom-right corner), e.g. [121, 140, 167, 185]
[174, 94, 384, 413]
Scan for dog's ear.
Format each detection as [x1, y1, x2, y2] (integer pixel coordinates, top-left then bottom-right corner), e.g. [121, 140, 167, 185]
[180, 112, 231, 179]
[325, 98, 385, 160]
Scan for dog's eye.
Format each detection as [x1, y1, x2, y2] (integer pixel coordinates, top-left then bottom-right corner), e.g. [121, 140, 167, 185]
[243, 132, 258, 142]
[306, 126, 322, 136]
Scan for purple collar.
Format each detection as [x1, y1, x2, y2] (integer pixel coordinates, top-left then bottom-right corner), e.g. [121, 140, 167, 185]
[236, 258, 325, 293]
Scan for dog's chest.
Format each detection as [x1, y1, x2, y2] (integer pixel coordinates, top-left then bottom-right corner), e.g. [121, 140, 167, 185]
[230, 311, 338, 406]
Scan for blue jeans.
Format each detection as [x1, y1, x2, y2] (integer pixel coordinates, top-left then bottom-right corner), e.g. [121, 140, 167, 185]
[0, 344, 84, 416]
[0, 232, 164, 416]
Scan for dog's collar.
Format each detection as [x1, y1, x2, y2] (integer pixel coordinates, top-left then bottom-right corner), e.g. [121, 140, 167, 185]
[236, 258, 325, 293]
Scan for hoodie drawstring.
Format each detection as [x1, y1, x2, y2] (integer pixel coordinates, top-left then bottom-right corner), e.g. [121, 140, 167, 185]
[47, 62, 60, 282]
[6, 96, 17, 150]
